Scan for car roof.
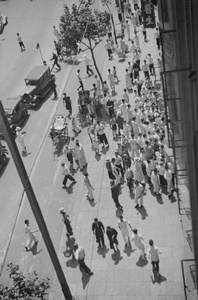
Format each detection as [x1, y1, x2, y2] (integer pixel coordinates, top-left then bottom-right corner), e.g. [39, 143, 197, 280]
[4, 97, 22, 109]
[25, 66, 49, 81]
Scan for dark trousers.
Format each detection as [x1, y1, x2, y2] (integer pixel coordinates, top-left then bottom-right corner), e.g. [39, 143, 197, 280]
[19, 41, 25, 50]
[107, 49, 112, 58]
[143, 31, 147, 42]
[156, 38, 160, 50]
[143, 71, 150, 79]
[99, 133, 109, 146]
[113, 196, 122, 208]
[53, 61, 61, 70]
[78, 80, 84, 90]
[78, 258, 92, 274]
[115, 164, 124, 177]
[151, 260, 159, 272]
[86, 65, 94, 75]
[149, 64, 155, 75]
[63, 174, 75, 186]
[97, 234, 105, 247]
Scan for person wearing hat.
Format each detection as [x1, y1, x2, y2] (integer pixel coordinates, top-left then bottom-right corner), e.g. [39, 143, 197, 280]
[16, 127, 27, 155]
[59, 208, 73, 236]
[84, 173, 94, 201]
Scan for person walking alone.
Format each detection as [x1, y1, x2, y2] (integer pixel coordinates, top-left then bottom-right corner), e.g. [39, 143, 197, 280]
[48, 75, 57, 99]
[24, 219, 38, 252]
[50, 52, 61, 71]
[61, 163, 76, 188]
[147, 239, 162, 276]
[82, 54, 94, 76]
[16, 127, 27, 155]
[92, 218, 105, 248]
[77, 69, 84, 91]
[84, 173, 94, 201]
[74, 244, 94, 276]
[17, 33, 25, 51]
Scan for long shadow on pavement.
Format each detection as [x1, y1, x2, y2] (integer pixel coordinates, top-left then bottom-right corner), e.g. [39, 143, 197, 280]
[136, 206, 149, 220]
[150, 271, 167, 284]
[111, 249, 123, 265]
[97, 245, 109, 258]
[136, 255, 148, 268]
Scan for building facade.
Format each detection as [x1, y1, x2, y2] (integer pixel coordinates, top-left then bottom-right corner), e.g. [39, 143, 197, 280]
[157, 0, 198, 295]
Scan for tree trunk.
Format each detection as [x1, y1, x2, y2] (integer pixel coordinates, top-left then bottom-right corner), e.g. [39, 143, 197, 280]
[88, 38, 103, 84]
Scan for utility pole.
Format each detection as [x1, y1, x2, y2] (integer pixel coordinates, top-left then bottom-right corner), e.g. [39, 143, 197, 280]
[0, 101, 74, 300]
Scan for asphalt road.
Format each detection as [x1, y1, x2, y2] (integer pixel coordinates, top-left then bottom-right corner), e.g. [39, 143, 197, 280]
[0, 0, 107, 286]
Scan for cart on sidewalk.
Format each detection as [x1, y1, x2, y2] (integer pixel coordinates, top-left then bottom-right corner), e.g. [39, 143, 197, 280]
[49, 115, 68, 146]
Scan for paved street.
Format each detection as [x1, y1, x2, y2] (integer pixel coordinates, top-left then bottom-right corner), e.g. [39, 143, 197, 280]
[0, 0, 197, 300]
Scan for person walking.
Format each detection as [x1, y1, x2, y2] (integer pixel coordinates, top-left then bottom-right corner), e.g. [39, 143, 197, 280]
[61, 163, 76, 188]
[63, 93, 72, 116]
[164, 165, 173, 196]
[16, 127, 27, 155]
[53, 25, 60, 40]
[24, 219, 38, 252]
[50, 53, 61, 71]
[147, 239, 162, 276]
[64, 233, 76, 259]
[48, 75, 58, 98]
[154, 27, 160, 50]
[71, 115, 81, 134]
[74, 244, 94, 276]
[110, 180, 123, 209]
[74, 140, 87, 170]
[96, 121, 109, 148]
[106, 226, 119, 254]
[134, 180, 144, 209]
[17, 33, 25, 51]
[92, 218, 105, 248]
[142, 60, 150, 80]
[151, 168, 161, 195]
[118, 215, 132, 247]
[77, 69, 84, 91]
[131, 228, 146, 259]
[113, 66, 119, 83]
[84, 173, 94, 201]
[147, 53, 155, 76]
[107, 68, 115, 94]
[125, 20, 131, 40]
[105, 39, 113, 59]
[54, 41, 63, 60]
[59, 208, 73, 236]
[82, 54, 94, 76]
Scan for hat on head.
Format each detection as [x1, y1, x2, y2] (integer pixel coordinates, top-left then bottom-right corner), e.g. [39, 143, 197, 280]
[16, 127, 21, 131]
[59, 207, 65, 214]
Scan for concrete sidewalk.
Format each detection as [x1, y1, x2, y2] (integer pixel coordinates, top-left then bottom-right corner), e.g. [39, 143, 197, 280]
[49, 13, 196, 300]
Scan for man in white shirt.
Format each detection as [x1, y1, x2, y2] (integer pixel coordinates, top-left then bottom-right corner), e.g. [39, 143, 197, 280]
[134, 180, 144, 208]
[96, 121, 109, 148]
[61, 163, 76, 188]
[118, 215, 132, 247]
[74, 244, 93, 275]
[147, 239, 161, 275]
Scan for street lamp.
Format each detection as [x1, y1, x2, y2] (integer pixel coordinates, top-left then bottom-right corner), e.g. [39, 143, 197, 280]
[36, 43, 44, 64]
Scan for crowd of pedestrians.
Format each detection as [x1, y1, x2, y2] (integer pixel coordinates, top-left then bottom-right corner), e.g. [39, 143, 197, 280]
[24, 0, 173, 280]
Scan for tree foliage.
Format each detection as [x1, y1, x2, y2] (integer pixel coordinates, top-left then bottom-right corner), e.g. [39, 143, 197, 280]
[0, 263, 50, 300]
[59, 0, 111, 82]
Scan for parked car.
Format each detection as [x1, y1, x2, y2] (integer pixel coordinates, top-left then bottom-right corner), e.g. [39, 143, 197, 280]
[21, 65, 52, 109]
[4, 97, 29, 129]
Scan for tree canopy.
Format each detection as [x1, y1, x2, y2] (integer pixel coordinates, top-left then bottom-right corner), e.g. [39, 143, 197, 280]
[0, 263, 50, 300]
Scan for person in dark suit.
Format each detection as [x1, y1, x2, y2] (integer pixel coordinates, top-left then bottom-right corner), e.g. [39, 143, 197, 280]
[92, 218, 105, 248]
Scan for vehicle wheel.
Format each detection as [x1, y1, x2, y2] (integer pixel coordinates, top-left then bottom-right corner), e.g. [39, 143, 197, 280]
[1, 153, 7, 165]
